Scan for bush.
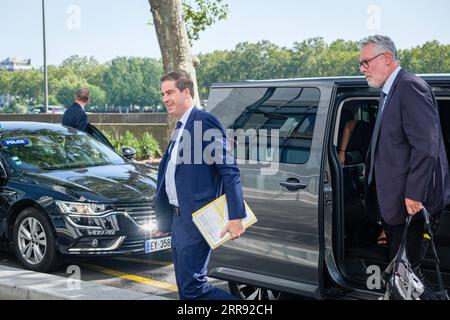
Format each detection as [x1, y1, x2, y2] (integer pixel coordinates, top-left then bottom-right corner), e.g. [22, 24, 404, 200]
[100, 130, 161, 161]
[119, 131, 140, 153]
[100, 130, 121, 151]
[139, 132, 162, 159]
[3, 101, 28, 114]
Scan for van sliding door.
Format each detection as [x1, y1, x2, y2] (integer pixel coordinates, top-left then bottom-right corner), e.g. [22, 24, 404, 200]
[206, 82, 334, 298]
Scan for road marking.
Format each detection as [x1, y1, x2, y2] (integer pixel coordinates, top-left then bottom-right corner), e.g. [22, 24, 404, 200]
[112, 257, 173, 267]
[83, 264, 178, 292]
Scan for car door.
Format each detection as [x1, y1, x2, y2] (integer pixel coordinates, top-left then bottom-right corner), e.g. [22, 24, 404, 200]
[0, 154, 11, 242]
[206, 82, 334, 298]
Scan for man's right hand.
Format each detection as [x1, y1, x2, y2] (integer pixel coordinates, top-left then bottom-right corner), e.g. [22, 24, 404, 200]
[405, 198, 423, 216]
[219, 219, 245, 240]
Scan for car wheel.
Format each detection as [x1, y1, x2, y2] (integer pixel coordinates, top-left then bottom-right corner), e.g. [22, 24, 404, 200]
[229, 282, 284, 300]
[13, 207, 61, 272]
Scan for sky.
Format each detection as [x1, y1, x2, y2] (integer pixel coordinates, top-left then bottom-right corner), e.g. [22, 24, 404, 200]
[1, 0, 449, 67]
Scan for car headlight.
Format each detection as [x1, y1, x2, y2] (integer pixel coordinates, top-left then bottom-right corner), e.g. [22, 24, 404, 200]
[56, 201, 107, 216]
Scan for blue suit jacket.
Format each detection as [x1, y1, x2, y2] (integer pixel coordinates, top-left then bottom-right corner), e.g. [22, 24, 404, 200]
[154, 107, 246, 247]
[62, 103, 89, 133]
[366, 70, 450, 225]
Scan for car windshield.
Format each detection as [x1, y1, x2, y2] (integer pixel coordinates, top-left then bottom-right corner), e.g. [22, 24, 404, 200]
[0, 129, 125, 172]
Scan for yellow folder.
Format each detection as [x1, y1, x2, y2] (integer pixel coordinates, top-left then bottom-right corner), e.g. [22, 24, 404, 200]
[192, 195, 257, 249]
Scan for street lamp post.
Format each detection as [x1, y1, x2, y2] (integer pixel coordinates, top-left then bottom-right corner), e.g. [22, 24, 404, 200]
[42, 0, 48, 113]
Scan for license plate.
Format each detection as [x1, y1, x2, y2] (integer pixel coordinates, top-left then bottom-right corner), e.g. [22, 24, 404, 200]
[145, 236, 171, 253]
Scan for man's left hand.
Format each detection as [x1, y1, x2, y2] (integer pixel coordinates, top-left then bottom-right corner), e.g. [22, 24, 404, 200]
[405, 198, 423, 216]
[219, 219, 245, 240]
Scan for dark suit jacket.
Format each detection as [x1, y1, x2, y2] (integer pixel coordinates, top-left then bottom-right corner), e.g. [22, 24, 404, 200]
[154, 107, 247, 247]
[62, 103, 89, 133]
[366, 69, 450, 225]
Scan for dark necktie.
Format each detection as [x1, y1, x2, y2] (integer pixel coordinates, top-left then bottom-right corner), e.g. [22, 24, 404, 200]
[168, 121, 183, 157]
[367, 91, 387, 185]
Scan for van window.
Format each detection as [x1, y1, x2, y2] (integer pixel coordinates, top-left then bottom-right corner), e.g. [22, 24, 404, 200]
[207, 87, 321, 164]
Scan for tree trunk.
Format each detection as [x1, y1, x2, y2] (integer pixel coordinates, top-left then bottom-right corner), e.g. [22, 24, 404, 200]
[148, 0, 201, 139]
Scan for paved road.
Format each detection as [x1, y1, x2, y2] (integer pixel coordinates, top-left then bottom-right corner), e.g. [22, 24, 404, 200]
[0, 249, 231, 300]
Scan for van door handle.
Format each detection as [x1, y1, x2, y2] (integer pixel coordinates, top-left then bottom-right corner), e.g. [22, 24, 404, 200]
[279, 178, 307, 191]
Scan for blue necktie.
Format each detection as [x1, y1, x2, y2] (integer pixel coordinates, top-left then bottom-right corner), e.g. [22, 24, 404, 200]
[168, 121, 183, 157]
[367, 91, 387, 185]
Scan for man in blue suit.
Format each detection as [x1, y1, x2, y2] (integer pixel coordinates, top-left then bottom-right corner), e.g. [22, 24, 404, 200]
[154, 71, 247, 300]
[62, 88, 90, 133]
[361, 35, 450, 275]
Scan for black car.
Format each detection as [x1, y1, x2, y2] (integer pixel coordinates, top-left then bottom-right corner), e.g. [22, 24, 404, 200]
[0, 122, 170, 272]
[206, 74, 450, 300]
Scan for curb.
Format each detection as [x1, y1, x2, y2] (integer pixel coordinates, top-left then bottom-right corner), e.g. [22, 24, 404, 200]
[0, 265, 171, 300]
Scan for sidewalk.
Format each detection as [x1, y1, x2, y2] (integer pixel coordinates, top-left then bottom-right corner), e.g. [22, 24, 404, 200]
[0, 265, 171, 300]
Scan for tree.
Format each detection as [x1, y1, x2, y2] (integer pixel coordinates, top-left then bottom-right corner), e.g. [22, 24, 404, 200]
[2, 102, 28, 114]
[61, 55, 99, 70]
[196, 41, 296, 100]
[148, 0, 200, 104]
[182, 0, 228, 44]
[148, 0, 228, 132]
[148, 0, 200, 135]
[87, 84, 107, 108]
[55, 73, 88, 107]
[9, 70, 43, 105]
[103, 57, 162, 108]
[400, 41, 450, 74]
[196, 49, 231, 99]
[3, 37, 449, 113]
[60, 55, 106, 88]
[0, 70, 12, 95]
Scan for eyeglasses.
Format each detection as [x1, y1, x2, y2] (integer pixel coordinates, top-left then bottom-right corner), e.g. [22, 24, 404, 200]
[358, 52, 385, 69]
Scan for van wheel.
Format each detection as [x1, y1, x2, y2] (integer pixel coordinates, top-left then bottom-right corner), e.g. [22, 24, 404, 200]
[13, 208, 61, 272]
[229, 282, 283, 300]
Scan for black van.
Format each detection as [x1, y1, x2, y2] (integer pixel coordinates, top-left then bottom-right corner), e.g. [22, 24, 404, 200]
[206, 74, 450, 300]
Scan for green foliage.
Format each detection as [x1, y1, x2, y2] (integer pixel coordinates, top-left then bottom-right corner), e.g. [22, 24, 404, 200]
[0, 70, 12, 95]
[399, 41, 450, 74]
[61, 55, 99, 71]
[87, 84, 107, 107]
[103, 57, 163, 107]
[101, 130, 161, 161]
[139, 132, 162, 159]
[290, 38, 361, 77]
[8, 70, 43, 104]
[2, 39, 450, 110]
[2, 99, 28, 113]
[118, 131, 140, 153]
[60, 55, 106, 88]
[54, 73, 89, 107]
[182, 0, 229, 43]
[196, 38, 450, 100]
[1, 55, 161, 111]
[48, 95, 60, 105]
[100, 130, 118, 149]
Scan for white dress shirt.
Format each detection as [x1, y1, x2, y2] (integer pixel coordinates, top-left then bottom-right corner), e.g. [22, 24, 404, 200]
[380, 66, 402, 112]
[165, 106, 194, 207]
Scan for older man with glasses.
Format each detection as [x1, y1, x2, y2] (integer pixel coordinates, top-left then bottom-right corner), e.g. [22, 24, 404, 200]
[360, 35, 450, 279]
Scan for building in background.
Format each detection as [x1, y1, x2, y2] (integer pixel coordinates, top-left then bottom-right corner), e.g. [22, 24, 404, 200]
[0, 57, 32, 71]
[0, 58, 32, 108]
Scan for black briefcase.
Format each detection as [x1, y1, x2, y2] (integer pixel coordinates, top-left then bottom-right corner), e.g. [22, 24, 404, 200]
[382, 208, 449, 300]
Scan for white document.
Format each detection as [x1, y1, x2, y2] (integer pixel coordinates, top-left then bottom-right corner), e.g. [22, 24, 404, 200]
[192, 195, 257, 249]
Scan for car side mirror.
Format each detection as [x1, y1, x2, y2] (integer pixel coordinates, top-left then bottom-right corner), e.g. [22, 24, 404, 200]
[122, 147, 136, 160]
